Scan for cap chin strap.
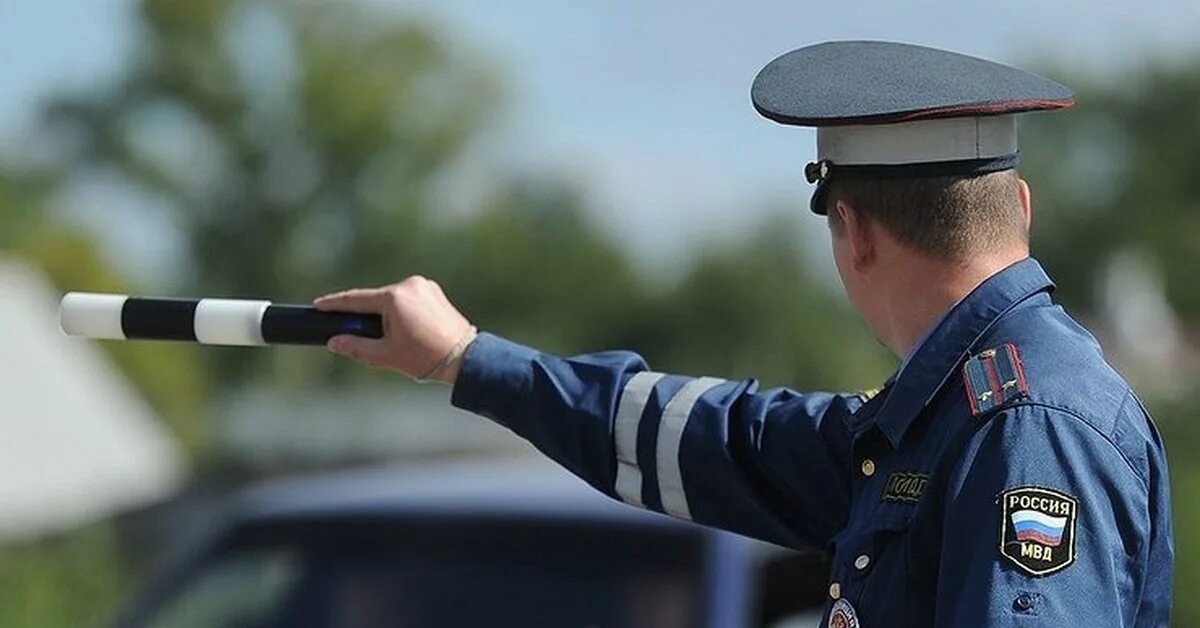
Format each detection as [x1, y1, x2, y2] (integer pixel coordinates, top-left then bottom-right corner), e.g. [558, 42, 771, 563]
[805, 153, 1021, 216]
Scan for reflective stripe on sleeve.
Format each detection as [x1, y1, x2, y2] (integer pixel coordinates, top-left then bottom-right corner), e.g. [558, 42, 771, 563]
[656, 377, 727, 520]
[613, 372, 665, 507]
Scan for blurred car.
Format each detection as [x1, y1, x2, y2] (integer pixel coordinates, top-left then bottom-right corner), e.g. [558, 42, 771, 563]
[113, 459, 828, 628]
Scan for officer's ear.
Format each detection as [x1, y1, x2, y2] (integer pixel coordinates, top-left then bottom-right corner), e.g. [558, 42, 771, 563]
[833, 199, 876, 272]
[1018, 177, 1033, 230]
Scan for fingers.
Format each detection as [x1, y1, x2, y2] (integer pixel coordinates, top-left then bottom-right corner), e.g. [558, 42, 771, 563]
[317, 276, 469, 379]
[313, 287, 389, 313]
[327, 334, 391, 368]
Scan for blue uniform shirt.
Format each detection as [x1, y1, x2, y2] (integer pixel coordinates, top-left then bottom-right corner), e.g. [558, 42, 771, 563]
[451, 257, 1173, 627]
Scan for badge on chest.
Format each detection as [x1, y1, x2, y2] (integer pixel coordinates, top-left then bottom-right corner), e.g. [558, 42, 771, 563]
[881, 472, 929, 503]
[828, 598, 860, 628]
[999, 486, 1078, 576]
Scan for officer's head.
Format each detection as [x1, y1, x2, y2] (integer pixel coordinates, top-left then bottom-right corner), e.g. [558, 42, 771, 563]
[751, 40, 1072, 351]
[823, 171, 1034, 339]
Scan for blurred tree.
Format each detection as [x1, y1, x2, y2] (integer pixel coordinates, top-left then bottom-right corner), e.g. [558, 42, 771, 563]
[1022, 63, 1200, 326]
[0, 168, 52, 248]
[439, 179, 656, 355]
[0, 524, 129, 628]
[636, 215, 892, 390]
[1155, 393, 1200, 627]
[441, 188, 893, 389]
[44, 0, 498, 388]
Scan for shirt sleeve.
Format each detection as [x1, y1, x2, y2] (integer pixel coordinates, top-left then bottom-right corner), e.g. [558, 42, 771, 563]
[450, 332, 862, 549]
[933, 402, 1154, 627]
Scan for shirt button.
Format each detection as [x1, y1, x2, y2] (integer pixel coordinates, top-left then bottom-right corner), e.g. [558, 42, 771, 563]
[854, 554, 871, 570]
[861, 459, 876, 477]
[828, 582, 842, 599]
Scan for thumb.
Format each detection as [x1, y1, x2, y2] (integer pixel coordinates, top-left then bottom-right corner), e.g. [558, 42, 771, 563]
[327, 334, 391, 368]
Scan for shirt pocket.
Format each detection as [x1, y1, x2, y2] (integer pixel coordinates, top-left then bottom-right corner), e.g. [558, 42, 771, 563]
[850, 515, 915, 626]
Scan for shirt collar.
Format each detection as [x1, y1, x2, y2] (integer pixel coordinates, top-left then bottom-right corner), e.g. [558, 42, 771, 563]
[873, 257, 1055, 448]
[894, 297, 958, 381]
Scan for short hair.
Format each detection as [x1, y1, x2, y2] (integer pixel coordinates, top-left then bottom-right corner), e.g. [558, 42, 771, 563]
[825, 170, 1027, 260]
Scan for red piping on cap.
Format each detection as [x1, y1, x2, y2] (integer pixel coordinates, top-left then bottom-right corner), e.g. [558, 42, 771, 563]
[756, 97, 1075, 128]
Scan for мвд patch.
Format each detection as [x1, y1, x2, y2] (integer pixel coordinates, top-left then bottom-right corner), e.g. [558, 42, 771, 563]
[999, 486, 1077, 576]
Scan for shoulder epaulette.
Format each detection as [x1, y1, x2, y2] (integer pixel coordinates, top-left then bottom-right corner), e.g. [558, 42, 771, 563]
[962, 343, 1029, 416]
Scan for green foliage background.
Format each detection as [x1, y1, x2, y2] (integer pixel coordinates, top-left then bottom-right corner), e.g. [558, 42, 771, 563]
[0, 1, 1196, 625]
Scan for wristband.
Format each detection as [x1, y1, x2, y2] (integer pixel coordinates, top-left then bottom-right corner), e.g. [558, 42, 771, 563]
[415, 326, 478, 384]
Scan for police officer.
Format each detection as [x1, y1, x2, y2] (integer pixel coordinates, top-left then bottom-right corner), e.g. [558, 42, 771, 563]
[316, 41, 1173, 627]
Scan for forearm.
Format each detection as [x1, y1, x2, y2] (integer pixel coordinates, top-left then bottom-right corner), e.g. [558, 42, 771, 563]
[451, 332, 858, 549]
[451, 333, 645, 496]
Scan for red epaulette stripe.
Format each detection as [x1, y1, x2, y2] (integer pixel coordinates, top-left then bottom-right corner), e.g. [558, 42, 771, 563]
[983, 353, 1004, 400]
[1005, 343, 1030, 396]
[962, 366, 980, 415]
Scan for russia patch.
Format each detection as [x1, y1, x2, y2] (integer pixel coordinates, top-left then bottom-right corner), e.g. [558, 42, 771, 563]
[828, 598, 860, 628]
[962, 343, 1029, 415]
[999, 486, 1078, 576]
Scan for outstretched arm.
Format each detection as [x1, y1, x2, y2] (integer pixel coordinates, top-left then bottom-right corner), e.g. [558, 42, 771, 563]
[317, 277, 862, 549]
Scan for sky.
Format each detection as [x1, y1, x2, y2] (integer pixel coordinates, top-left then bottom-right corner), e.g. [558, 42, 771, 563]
[2, 0, 1199, 279]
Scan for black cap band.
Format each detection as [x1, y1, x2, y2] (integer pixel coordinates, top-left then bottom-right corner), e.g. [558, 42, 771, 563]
[808, 153, 1020, 215]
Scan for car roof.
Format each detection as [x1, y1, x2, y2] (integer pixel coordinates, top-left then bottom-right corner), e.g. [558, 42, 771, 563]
[235, 457, 708, 532]
[227, 458, 805, 564]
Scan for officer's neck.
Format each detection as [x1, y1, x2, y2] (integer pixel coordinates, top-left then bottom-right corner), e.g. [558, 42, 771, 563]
[877, 250, 1029, 359]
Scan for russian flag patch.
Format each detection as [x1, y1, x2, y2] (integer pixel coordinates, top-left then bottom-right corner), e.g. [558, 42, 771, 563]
[962, 343, 1029, 416]
[1011, 509, 1068, 546]
[1000, 486, 1078, 576]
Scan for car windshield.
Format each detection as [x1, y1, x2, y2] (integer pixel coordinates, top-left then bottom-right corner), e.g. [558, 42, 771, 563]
[138, 516, 706, 628]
